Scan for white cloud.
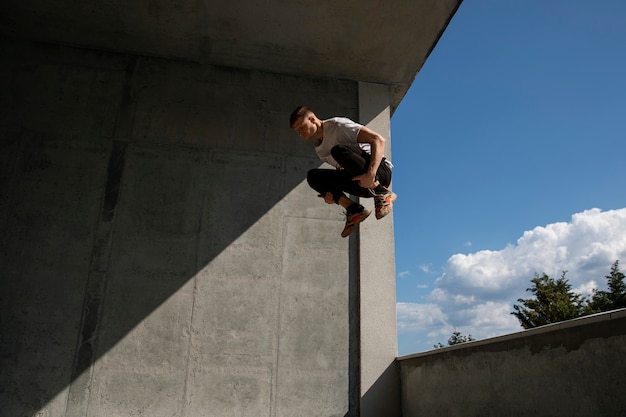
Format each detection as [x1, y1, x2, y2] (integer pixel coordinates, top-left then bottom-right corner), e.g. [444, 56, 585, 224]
[398, 208, 626, 354]
[397, 302, 453, 350]
[396, 302, 449, 333]
[419, 264, 431, 273]
[574, 280, 597, 298]
[398, 270, 411, 278]
[447, 301, 520, 339]
[435, 208, 626, 305]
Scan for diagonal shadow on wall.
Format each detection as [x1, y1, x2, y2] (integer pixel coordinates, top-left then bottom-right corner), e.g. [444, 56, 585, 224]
[0, 39, 367, 416]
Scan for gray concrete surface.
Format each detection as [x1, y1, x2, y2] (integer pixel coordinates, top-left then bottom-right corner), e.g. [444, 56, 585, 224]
[0, 2, 462, 416]
[398, 309, 626, 417]
[0, 0, 462, 110]
[0, 39, 358, 416]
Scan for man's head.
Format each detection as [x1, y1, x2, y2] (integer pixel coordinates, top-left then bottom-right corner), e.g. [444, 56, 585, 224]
[290, 106, 321, 140]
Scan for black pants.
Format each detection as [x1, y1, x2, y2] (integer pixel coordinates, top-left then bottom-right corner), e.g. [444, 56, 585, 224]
[307, 144, 392, 203]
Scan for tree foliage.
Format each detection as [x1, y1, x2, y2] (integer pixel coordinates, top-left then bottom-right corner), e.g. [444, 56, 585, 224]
[588, 260, 626, 313]
[512, 261, 625, 329]
[511, 271, 586, 329]
[434, 330, 475, 349]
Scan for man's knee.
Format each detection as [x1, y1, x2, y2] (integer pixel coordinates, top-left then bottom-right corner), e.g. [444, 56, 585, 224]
[306, 169, 322, 189]
[330, 144, 353, 160]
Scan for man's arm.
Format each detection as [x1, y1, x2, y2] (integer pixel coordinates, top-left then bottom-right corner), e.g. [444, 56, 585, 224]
[353, 125, 386, 189]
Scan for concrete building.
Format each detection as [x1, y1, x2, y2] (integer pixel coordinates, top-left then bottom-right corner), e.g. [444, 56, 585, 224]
[0, 1, 461, 416]
[3, 2, 626, 417]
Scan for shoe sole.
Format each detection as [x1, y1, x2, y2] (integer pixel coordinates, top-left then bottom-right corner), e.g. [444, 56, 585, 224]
[375, 192, 397, 220]
[341, 209, 372, 238]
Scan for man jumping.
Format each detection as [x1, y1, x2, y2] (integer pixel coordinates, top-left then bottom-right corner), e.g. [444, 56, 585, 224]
[290, 106, 397, 237]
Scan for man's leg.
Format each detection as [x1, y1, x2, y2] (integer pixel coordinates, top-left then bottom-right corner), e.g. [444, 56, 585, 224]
[330, 144, 397, 219]
[330, 144, 392, 192]
[306, 168, 371, 237]
[306, 168, 355, 203]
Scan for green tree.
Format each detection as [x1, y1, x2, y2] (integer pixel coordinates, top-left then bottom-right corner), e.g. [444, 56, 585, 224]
[511, 271, 586, 329]
[434, 330, 475, 349]
[588, 260, 626, 313]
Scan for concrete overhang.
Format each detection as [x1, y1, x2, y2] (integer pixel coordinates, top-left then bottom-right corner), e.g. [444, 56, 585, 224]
[0, 0, 461, 109]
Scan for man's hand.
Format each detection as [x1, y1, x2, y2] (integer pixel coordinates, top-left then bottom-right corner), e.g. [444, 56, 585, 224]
[318, 192, 335, 204]
[352, 173, 379, 190]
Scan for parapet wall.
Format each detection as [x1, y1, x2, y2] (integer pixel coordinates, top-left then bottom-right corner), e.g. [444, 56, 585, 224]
[398, 309, 626, 417]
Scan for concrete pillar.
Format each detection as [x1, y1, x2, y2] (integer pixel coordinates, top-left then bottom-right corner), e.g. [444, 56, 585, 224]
[357, 82, 400, 417]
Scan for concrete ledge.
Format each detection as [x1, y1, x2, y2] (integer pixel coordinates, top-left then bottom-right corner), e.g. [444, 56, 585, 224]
[398, 309, 626, 417]
[398, 308, 626, 360]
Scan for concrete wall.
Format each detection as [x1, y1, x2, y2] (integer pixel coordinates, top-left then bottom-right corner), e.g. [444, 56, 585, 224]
[398, 309, 626, 417]
[0, 39, 397, 417]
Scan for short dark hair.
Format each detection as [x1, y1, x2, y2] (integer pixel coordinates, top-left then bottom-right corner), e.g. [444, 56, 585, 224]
[289, 105, 312, 127]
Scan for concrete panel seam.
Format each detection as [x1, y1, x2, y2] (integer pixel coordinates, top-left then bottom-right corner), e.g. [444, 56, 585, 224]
[65, 140, 128, 417]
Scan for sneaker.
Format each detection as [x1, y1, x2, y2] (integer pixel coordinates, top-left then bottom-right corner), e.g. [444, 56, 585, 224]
[341, 206, 372, 238]
[374, 191, 397, 220]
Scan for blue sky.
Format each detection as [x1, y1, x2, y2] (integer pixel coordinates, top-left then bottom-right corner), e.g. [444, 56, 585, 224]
[391, 1, 626, 355]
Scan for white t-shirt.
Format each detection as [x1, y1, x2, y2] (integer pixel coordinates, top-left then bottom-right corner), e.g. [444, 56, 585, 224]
[315, 117, 387, 169]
